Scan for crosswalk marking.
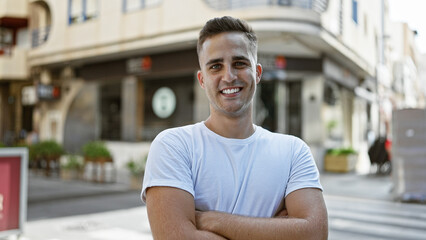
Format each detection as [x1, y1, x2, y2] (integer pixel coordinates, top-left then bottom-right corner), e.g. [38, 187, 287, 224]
[325, 195, 426, 240]
[329, 209, 426, 230]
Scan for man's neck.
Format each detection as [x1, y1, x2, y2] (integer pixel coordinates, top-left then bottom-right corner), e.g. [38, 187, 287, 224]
[204, 112, 255, 139]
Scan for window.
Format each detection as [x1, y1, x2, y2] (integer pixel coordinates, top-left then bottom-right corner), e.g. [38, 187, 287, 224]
[100, 82, 122, 140]
[68, 0, 99, 25]
[123, 0, 161, 12]
[86, 0, 98, 20]
[141, 76, 194, 141]
[352, 0, 358, 24]
[0, 28, 13, 55]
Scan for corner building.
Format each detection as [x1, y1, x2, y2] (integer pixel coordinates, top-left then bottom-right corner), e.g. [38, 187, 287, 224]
[28, 0, 384, 171]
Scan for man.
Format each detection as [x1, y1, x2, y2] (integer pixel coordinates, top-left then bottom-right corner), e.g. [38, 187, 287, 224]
[142, 16, 328, 240]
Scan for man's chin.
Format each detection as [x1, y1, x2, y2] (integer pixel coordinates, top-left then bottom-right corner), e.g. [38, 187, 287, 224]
[217, 105, 251, 118]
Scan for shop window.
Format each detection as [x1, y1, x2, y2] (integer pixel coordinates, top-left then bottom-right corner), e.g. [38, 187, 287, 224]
[324, 82, 338, 106]
[258, 81, 277, 132]
[68, 0, 99, 25]
[286, 81, 302, 138]
[352, 0, 358, 24]
[100, 83, 122, 140]
[123, 0, 162, 12]
[141, 76, 194, 141]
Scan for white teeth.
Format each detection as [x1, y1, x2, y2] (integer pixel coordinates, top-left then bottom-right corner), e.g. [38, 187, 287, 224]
[222, 88, 240, 94]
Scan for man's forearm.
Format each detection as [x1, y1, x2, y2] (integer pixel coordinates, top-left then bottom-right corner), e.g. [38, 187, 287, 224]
[193, 230, 228, 240]
[196, 211, 327, 240]
[150, 218, 228, 240]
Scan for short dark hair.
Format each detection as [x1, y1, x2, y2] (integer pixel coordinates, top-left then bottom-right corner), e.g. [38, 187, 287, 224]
[197, 16, 258, 57]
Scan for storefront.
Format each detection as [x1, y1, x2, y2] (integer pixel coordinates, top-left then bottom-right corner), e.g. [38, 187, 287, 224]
[256, 54, 323, 138]
[62, 48, 200, 153]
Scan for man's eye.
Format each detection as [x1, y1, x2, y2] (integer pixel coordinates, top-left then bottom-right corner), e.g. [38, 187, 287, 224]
[211, 64, 221, 70]
[235, 62, 247, 67]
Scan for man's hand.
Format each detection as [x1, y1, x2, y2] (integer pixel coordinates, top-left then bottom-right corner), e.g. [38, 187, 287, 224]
[196, 210, 225, 233]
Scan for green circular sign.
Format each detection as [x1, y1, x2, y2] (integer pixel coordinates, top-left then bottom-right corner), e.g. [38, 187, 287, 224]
[152, 87, 176, 119]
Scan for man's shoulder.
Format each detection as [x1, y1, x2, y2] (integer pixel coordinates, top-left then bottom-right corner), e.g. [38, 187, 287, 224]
[256, 127, 307, 148]
[154, 122, 202, 144]
[257, 126, 296, 141]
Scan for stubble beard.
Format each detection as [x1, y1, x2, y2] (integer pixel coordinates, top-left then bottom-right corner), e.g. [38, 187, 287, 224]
[208, 84, 256, 119]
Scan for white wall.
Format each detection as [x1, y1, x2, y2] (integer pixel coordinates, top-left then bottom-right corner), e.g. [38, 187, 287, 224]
[321, 0, 381, 72]
[29, 0, 323, 66]
[302, 75, 325, 144]
[0, 0, 28, 18]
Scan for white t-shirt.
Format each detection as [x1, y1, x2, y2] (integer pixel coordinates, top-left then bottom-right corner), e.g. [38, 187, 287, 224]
[142, 122, 322, 218]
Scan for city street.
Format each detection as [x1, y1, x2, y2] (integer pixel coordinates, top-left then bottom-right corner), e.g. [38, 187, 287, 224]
[6, 172, 425, 240]
[1, 1, 426, 240]
[326, 195, 426, 239]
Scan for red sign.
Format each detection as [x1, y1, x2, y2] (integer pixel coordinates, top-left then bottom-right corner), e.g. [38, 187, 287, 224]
[37, 84, 61, 101]
[0, 157, 21, 232]
[127, 56, 152, 73]
[275, 56, 287, 69]
[141, 56, 152, 71]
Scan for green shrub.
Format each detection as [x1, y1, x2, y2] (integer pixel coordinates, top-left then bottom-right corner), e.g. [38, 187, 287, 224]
[126, 155, 147, 176]
[326, 147, 357, 156]
[82, 141, 111, 158]
[61, 155, 84, 170]
[30, 140, 64, 159]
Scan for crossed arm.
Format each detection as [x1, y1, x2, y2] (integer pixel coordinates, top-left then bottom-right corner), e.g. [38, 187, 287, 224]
[145, 187, 328, 240]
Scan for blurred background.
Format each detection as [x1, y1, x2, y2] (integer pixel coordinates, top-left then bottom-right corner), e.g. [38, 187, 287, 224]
[0, 0, 426, 239]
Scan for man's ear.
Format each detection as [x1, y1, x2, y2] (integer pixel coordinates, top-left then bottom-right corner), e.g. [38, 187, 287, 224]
[197, 70, 205, 89]
[256, 64, 263, 84]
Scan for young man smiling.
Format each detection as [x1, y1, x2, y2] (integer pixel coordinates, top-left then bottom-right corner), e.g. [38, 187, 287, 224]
[142, 16, 328, 240]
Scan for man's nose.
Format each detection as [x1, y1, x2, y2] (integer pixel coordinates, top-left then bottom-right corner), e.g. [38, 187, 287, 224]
[222, 65, 237, 82]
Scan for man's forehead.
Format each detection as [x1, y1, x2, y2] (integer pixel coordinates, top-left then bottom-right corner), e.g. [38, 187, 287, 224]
[200, 33, 253, 57]
[201, 32, 250, 49]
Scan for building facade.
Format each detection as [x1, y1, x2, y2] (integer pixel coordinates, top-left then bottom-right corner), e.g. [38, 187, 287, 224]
[2, 0, 421, 171]
[0, 0, 32, 145]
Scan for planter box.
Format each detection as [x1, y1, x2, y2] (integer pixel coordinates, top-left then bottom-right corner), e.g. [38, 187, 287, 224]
[83, 157, 115, 183]
[130, 175, 143, 190]
[324, 154, 357, 173]
[60, 169, 83, 180]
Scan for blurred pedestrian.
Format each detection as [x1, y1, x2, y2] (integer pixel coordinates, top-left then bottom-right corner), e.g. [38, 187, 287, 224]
[142, 16, 328, 239]
[26, 128, 39, 145]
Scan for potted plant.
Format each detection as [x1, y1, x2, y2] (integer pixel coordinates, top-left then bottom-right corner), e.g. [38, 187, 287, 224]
[30, 140, 64, 176]
[81, 141, 114, 182]
[60, 155, 84, 180]
[82, 141, 112, 161]
[324, 147, 358, 173]
[126, 155, 147, 190]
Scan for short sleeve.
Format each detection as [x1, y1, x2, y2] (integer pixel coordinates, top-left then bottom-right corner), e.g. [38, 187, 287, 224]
[141, 130, 194, 203]
[285, 137, 322, 197]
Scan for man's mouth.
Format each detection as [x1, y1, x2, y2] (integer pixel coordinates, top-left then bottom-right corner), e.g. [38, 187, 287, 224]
[221, 88, 242, 94]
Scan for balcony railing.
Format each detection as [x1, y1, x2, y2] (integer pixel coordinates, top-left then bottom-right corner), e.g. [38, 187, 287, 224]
[203, 0, 328, 13]
[31, 26, 51, 48]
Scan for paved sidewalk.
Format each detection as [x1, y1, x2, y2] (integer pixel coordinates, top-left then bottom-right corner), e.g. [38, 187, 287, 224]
[21, 207, 153, 240]
[321, 172, 394, 201]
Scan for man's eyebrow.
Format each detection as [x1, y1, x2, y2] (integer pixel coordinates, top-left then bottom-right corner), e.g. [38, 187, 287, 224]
[233, 55, 250, 61]
[206, 58, 223, 66]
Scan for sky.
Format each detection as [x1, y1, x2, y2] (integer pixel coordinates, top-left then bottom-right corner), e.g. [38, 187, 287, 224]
[388, 0, 426, 54]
